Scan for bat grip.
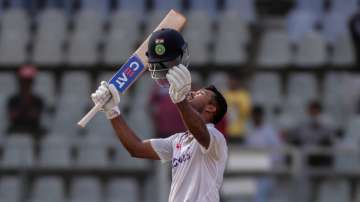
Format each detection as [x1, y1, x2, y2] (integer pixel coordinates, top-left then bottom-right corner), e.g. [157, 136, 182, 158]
[77, 103, 103, 128]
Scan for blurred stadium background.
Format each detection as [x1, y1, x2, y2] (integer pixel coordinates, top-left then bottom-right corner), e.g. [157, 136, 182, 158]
[0, 0, 360, 202]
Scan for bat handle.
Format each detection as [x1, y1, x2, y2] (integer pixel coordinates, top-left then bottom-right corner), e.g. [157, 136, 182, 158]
[77, 103, 103, 128]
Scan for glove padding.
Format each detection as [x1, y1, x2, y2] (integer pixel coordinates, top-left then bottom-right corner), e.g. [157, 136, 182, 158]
[91, 81, 121, 119]
[166, 64, 191, 103]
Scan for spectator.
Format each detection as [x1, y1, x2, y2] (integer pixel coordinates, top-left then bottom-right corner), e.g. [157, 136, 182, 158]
[224, 73, 251, 142]
[6, 65, 46, 140]
[149, 85, 185, 138]
[286, 100, 335, 167]
[286, 100, 335, 147]
[246, 105, 282, 151]
[349, 8, 360, 65]
[245, 105, 282, 202]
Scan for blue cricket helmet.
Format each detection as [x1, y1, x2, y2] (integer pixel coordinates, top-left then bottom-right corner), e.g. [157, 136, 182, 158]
[146, 28, 187, 63]
[146, 28, 190, 88]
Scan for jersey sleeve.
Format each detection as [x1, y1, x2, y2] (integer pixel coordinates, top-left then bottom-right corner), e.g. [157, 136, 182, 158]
[150, 134, 176, 163]
[199, 126, 227, 160]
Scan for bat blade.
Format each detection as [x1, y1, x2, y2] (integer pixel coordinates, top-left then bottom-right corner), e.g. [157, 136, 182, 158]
[108, 55, 145, 94]
[77, 9, 187, 128]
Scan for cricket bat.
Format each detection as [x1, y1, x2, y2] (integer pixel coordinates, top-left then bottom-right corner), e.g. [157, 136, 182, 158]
[78, 10, 187, 128]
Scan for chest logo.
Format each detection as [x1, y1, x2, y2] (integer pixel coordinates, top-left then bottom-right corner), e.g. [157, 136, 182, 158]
[172, 146, 192, 169]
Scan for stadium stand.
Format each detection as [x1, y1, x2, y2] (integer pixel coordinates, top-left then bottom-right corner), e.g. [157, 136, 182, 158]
[29, 176, 66, 202]
[38, 135, 72, 168]
[257, 30, 291, 67]
[2, 135, 34, 168]
[0, 176, 22, 202]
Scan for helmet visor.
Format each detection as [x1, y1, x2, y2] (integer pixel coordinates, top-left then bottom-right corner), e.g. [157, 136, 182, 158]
[148, 62, 172, 80]
[148, 62, 173, 88]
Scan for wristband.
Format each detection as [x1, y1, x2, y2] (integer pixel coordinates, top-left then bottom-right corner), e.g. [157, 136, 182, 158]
[105, 106, 121, 119]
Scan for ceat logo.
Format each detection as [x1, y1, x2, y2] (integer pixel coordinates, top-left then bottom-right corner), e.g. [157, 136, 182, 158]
[113, 59, 140, 88]
[109, 55, 145, 93]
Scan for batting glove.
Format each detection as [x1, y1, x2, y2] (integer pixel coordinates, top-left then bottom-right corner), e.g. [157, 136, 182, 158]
[91, 81, 121, 119]
[166, 64, 191, 103]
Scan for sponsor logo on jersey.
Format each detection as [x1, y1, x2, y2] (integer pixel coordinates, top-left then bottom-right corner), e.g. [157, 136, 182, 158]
[109, 55, 144, 93]
[172, 146, 191, 168]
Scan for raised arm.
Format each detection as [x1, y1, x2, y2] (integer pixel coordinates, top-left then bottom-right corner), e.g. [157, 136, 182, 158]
[176, 100, 210, 148]
[166, 65, 210, 148]
[110, 116, 159, 160]
[91, 81, 159, 160]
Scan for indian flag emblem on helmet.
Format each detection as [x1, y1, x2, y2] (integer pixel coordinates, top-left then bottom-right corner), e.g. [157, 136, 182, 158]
[155, 44, 166, 55]
[155, 38, 166, 55]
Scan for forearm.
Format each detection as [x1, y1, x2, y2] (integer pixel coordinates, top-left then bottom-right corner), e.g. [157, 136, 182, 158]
[110, 115, 159, 159]
[110, 116, 142, 154]
[176, 100, 210, 148]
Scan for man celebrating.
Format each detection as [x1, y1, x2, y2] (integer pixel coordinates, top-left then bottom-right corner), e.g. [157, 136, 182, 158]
[91, 28, 228, 202]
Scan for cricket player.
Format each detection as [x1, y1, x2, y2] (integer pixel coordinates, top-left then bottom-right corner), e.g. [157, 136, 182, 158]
[91, 28, 228, 202]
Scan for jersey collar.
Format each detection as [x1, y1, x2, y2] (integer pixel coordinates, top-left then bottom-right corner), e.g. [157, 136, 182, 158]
[206, 123, 215, 128]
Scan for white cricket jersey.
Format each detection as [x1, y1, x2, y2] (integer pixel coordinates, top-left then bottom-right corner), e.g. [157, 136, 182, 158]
[150, 123, 228, 202]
